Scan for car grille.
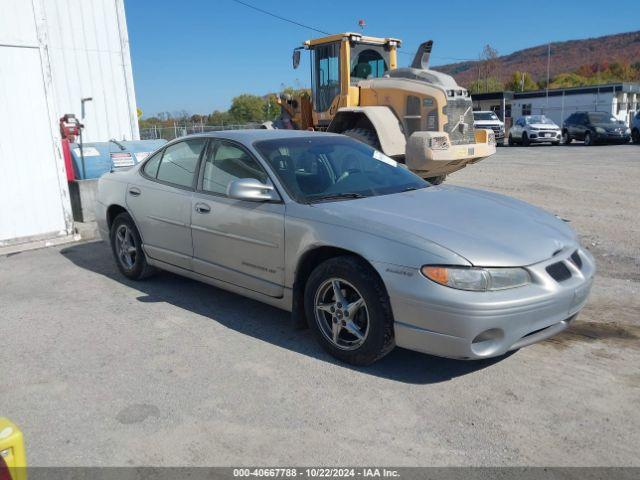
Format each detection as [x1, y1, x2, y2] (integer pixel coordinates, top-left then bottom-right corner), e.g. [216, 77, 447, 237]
[546, 262, 572, 282]
[570, 250, 583, 269]
[476, 124, 503, 136]
[443, 98, 476, 145]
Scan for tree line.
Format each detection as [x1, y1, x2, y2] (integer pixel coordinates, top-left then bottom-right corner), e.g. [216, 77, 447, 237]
[139, 87, 309, 129]
[468, 44, 640, 94]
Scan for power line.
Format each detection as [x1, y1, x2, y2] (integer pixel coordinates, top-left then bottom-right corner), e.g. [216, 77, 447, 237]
[229, 0, 329, 35]
[229, 0, 474, 63]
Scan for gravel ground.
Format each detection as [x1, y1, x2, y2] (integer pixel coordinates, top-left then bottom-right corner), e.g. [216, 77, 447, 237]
[1, 144, 639, 466]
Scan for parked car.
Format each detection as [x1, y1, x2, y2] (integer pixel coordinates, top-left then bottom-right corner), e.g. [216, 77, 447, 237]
[631, 111, 640, 144]
[473, 111, 505, 146]
[509, 115, 561, 146]
[562, 111, 631, 146]
[96, 130, 594, 365]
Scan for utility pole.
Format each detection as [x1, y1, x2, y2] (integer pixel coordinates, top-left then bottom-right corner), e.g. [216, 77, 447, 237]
[546, 42, 551, 108]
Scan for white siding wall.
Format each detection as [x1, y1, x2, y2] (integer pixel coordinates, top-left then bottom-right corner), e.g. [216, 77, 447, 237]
[0, 0, 72, 244]
[0, 0, 139, 245]
[43, 0, 139, 142]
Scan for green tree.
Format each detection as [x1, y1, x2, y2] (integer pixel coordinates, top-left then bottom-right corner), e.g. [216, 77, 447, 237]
[504, 71, 539, 92]
[263, 94, 281, 120]
[548, 72, 590, 89]
[468, 77, 503, 94]
[228, 94, 267, 123]
[208, 110, 233, 126]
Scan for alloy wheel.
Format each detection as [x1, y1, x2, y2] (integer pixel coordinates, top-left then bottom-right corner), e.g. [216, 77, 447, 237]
[313, 278, 370, 350]
[115, 224, 137, 270]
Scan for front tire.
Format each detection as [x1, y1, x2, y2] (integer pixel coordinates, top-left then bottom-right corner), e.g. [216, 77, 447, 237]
[304, 256, 395, 366]
[522, 133, 530, 146]
[562, 131, 572, 145]
[110, 212, 155, 280]
[584, 131, 594, 146]
[632, 128, 640, 144]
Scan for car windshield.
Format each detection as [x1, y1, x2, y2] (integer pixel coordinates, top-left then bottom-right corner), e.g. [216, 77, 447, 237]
[474, 112, 498, 121]
[588, 112, 617, 124]
[254, 135, 429, 203]
[526, 115, 555, 125]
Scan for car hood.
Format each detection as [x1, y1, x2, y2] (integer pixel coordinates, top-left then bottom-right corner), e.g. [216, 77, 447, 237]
[474, 120, 503, 126]
[311, 186, 577, 267]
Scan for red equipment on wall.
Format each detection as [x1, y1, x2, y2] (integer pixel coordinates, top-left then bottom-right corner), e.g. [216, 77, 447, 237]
[59, 114, 84, 181]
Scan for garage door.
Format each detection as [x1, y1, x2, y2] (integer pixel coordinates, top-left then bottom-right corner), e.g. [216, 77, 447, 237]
[0, 45, 69, 244]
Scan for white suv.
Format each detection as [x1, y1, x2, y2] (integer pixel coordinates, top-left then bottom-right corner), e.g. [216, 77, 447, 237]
[509, 115, 561, 146]
[473, 111, 505, 146]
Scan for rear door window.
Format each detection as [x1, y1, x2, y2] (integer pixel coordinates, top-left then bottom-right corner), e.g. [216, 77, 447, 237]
[142, 151, 162, 178]
[156, 138, 207, 188]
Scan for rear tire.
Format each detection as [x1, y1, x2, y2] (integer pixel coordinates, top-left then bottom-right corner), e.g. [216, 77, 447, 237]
[632, 128, 640, 144]
[508, 134, 515, 146]
[342, 128, 381, 150]
[304, 256, 395, 366]
[110, 212, 156, 280]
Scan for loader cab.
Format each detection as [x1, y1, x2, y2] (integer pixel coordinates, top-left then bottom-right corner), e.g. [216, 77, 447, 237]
[297, 33, 400, 125]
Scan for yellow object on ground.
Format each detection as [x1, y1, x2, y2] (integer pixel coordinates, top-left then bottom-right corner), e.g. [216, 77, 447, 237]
[0, 418, 26, 480]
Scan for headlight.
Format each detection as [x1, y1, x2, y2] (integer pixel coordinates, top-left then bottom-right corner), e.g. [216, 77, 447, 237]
[429, 136, 449, 150]
[421, 266, 531, 291]
[626, 128, 631, 134]
[595, 127, 606, 134]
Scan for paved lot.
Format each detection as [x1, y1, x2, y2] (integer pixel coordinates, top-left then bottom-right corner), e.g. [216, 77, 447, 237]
[1, 144, 639, 466]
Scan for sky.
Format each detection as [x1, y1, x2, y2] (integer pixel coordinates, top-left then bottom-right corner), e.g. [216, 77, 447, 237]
[125, 0, 640, 117]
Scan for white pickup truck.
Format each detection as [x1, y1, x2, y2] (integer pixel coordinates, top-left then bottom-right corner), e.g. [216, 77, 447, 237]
[473, 111, 505, 146]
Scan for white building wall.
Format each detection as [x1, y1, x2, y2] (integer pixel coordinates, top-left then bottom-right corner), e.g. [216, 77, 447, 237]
[42, 0, 139, 142]
[0, 0, 72, 245]
[0, 0, 139, 246]
[511, 91, 619, 126]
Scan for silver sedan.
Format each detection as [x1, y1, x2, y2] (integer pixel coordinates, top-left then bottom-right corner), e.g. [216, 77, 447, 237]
[96, 130, 594, 365]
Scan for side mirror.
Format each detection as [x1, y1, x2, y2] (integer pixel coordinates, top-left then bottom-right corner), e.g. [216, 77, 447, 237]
[292, 49, 301, 70]
[227, 178, 279, 202]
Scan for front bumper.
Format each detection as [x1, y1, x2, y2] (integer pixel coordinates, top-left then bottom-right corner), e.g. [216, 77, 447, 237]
[529, 131, 561, 142]
[377, 246, 595, 360]
[405, 131, 496, 177]
[594, 132, 630, 143]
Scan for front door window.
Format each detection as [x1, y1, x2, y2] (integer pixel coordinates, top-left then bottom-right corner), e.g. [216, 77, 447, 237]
[313, 42, 340, 113]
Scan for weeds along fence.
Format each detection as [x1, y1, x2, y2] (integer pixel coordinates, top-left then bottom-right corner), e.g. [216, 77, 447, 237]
[139, 122, 263, 141]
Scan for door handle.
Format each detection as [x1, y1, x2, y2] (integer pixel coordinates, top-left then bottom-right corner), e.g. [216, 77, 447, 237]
[195, 202, 211, 214]
[128, 187, 141, 197]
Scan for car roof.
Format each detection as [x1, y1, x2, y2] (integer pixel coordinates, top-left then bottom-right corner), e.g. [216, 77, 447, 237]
[180, 129, 342, 143]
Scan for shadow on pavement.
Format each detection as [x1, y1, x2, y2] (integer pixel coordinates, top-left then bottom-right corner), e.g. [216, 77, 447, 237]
[60, 241, 512, 385]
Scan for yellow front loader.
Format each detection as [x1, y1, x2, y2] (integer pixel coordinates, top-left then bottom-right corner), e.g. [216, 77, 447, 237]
[269, 33, 495, 183]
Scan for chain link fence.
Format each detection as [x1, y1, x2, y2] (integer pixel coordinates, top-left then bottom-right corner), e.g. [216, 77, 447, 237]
[139, 122, 263, 141]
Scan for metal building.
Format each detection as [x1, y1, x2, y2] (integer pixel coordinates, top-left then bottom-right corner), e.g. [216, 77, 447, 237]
[0, 0, 139, 249]
[471, 83, 640, 128]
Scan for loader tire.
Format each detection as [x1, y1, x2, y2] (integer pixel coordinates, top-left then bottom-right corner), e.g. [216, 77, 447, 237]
[343, 128, 381, 150]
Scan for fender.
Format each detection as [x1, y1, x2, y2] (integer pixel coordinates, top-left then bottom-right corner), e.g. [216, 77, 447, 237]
[327, 106, 406, 157]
